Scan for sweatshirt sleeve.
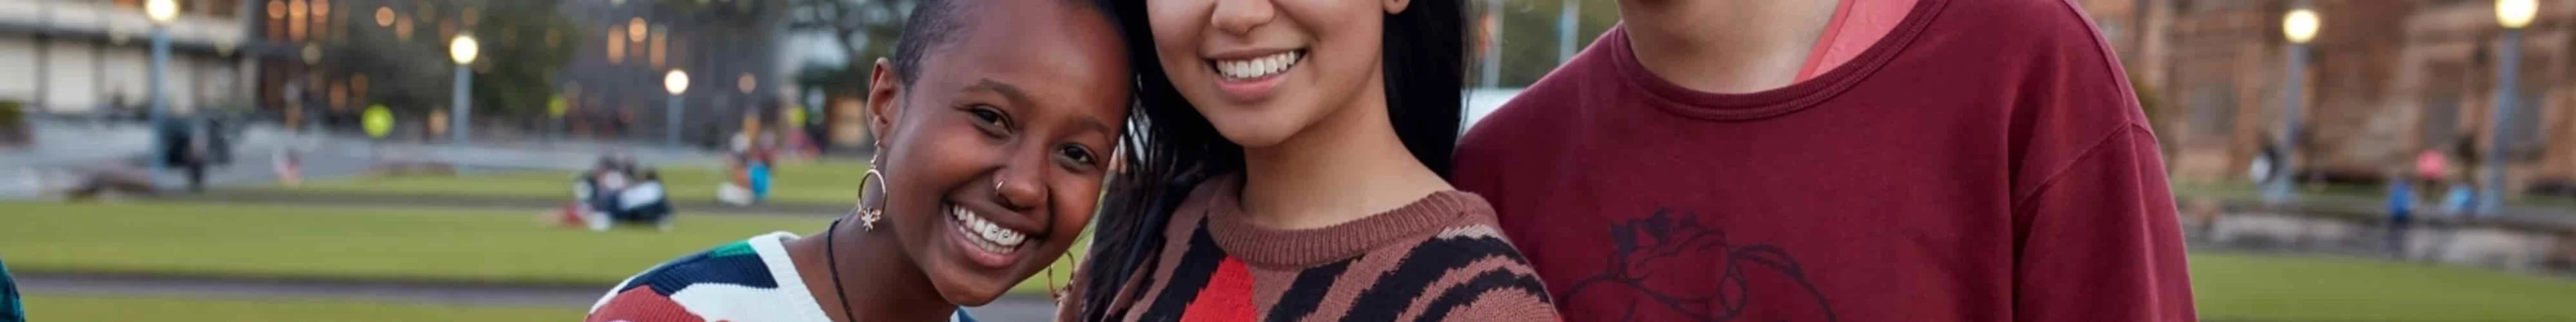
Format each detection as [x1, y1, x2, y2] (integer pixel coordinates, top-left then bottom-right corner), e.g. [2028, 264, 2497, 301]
[2009, 124, 2197, 322]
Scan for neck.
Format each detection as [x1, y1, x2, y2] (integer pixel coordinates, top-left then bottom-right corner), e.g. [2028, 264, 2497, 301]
[1238, 79, 1451, 230]
[1617, 0, 1839, 93]
[790, 192, 956, 322]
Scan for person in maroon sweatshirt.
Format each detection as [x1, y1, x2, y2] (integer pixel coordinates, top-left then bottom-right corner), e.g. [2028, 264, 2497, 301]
[1452, 0, 2196, 321]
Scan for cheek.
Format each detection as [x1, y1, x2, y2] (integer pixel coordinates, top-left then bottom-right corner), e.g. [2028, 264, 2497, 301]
[1279, 0, 1375, 24]
[1055, 180, 1104, 232]
[886, 123, 981, 213]
[1281, 1, 1383, 79]
[1146, 0, 1207, 70]
[1278, 0, 1379, 38]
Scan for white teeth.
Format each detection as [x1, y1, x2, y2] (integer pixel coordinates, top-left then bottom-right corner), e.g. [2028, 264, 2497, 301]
[1215, 51, 1300, 79]
[949, 205, 1027, 254]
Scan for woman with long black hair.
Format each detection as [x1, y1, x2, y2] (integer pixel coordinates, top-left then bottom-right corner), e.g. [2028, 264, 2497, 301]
[1066, 0, 1558, 320]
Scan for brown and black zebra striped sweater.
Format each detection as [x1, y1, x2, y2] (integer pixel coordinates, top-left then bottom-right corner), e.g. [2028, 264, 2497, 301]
[1084, 174, 1560, 322]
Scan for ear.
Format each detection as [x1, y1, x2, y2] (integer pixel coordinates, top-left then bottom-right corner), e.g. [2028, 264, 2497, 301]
[865, 58, 902, 151]
[1383, 0, 1411, 15]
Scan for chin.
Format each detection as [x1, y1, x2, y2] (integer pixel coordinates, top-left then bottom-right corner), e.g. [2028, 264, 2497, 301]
[1215, 127, 1292, 149]
[935, 282, 1009, 307]
[1203, 112, 1306, 148]
[924, 264, 1017, 307]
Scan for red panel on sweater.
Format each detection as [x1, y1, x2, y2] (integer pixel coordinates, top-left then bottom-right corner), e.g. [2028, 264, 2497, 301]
[1180, 258, 1258, 322]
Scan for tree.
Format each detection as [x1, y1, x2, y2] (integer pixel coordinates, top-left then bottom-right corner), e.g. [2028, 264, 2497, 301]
[783, 0, 914, 91]
[467, 0, 585, 119]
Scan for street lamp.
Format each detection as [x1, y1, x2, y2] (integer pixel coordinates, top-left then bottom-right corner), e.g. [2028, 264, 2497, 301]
[449, 35, 479, 145]
[2487, 0, 2538, 215]
[665, 70, 690, 147]
[2266, 7, 2320, 204]
[146, 0, 179, 184]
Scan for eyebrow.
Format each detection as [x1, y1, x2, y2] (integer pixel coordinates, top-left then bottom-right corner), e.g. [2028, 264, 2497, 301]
[1078, 115, 1114, 136]
[965, 78, 1034, 110]
[968, 78, 1116, 136]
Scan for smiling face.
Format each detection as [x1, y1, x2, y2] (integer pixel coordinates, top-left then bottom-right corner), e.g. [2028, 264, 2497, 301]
[861, 0, 1130, 306]
[1147, 0, 1401, 148]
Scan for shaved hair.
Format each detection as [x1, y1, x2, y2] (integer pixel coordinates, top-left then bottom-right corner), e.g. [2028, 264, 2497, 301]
[890, 0, 1113, 85]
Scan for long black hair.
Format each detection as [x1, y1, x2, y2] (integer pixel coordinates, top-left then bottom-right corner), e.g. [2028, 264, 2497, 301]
[1077, 0, 1469, 320]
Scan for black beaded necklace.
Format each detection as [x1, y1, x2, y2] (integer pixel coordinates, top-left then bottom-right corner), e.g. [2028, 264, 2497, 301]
[825, 218, 857, 321]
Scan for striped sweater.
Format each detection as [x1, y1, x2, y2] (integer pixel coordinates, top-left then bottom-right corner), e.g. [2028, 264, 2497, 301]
[1091, 174, 1560, 321]
[586, 232, 980, 322]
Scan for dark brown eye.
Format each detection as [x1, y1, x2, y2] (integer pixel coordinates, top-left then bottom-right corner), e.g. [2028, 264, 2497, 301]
[1057, 144, 1098, 168]
[966, 105, 1010, 136]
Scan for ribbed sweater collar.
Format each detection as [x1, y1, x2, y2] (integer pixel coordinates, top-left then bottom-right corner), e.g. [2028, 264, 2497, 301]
[1183, 174, 1487, 268]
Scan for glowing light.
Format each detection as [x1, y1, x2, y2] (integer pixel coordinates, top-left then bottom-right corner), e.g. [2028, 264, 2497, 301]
[449, 35, 480, 64]
[665, 70, 690, 95]
[627, 17, 648, 42]
[395, 15, 414, 40]
[2500, 0, 2540, 29]
[2283, 9, 2320, 44]
[146, 0, 180, 24]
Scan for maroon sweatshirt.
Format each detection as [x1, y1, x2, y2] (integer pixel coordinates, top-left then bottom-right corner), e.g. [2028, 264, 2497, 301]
[1452, 0, 2196, 321]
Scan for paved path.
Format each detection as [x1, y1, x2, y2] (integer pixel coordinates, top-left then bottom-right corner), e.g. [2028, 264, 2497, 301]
[166, 189, 851, 217]
[17, 273, 605, 308]
[3, 119, 739, 199]
[16, 273, 1061, 321]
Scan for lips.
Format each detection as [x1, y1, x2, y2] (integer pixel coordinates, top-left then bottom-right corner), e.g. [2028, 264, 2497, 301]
[1203, 50, 1305, 101]
[1210, 50, 1303, 80]
[947, 204, 1028, 254]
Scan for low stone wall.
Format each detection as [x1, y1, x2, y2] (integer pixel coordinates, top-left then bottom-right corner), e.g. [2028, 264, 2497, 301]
[2186, 199, 2576, 274]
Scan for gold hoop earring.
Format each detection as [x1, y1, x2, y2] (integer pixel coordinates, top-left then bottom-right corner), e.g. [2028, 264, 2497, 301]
[857, 151, 888, 231]
[857, 168, 885, 231]
[1048, 248, 1079, 303]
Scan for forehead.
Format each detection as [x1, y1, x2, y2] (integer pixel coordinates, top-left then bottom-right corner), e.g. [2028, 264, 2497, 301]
[915, 1, 1130, 118]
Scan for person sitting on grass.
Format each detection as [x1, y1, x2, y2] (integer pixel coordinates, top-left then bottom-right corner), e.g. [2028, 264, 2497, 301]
[564, 156, 631, 227]
[583, 0, 1132, 319]
[578, 168, 676, 231]
[561, 156, 674, 231]
[719, 148, 774, 206]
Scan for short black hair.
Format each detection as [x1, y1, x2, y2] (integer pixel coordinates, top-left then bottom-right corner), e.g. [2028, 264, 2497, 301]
[889, 0, 967, 85]
[890, 0, 1114, 85]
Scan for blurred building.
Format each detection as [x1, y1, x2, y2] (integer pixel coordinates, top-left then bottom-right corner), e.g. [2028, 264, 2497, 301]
[233, 0, 785, 144]
[556, 0, 784, 146]
[0, 0, 259, 115]
[2097, 0, 2576, 195]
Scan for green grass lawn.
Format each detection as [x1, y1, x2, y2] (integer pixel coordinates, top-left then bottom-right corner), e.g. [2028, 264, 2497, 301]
[261, 162, 875, 206]
[2190, 252, 2576, 321]
[21, 295, 572, 321]
[0, 202, 827, 286]
[0, 201, 1077, 295]
[13, 201, 2576, 320]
